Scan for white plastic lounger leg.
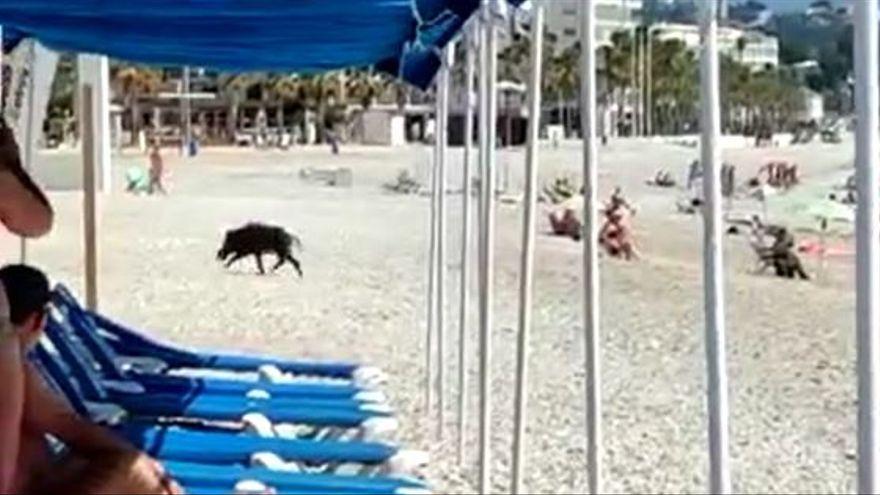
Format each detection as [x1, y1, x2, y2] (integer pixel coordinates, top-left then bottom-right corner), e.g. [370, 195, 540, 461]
[386, 450, 431, 476]
[250, 452, 302, 472]
[235, 480, 273, 494]
[242, 412, 276, 438]
[395, 488, 433, 495]
[353, 366, 387, 387]
[258, 364, 286, 383]
[116, 356, 168, 374]
[246, 388, 272, 400]
[359, 402, 394, 415]
[257, 364, 387, 388]
[271, 423, 313, 439]
[360, 417, 400, 441]
[84, 401, 127, 425]
[354, 390, 389, 403]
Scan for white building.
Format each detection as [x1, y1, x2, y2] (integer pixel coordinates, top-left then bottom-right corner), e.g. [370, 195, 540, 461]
[653, 23, 779, 69]
[545, 0, 643, 48]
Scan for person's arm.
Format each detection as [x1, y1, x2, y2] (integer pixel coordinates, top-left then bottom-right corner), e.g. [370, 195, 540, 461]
[21, 365, 181, 494]
[21, 363, 136, 456]
[0, 334, 24, 495]
[0, 282, 24, 495]
[0, 174, 53, 238]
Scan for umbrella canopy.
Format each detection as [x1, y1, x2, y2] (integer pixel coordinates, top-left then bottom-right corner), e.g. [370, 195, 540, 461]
[0, 0, 523, 89]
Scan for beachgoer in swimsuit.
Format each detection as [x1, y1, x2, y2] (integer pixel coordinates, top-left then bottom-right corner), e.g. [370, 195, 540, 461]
[148, 142, 167, 195]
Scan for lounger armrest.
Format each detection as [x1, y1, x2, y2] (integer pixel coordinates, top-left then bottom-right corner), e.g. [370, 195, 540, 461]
[116, 356, 168, 374]
[102, 380, 145, 394]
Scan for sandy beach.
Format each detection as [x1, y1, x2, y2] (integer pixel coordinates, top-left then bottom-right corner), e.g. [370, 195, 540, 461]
[0, 137, 861, 493]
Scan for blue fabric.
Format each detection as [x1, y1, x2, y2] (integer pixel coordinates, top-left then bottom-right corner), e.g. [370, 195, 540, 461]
[164, 461, 424, 493]
[119, 422, 398, 464]
[43, 319, 387, 427]
[53, 284, 362, 379]
[33, 345, 402, 466]
[0, 0, 521, 89]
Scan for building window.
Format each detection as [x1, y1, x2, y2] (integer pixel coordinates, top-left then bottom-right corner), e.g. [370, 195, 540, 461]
[563, 28, 577, 37]
[563, 8, 577, 16]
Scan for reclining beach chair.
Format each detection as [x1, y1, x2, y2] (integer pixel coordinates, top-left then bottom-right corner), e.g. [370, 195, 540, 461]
[54, 284, 385, 387]
[51, 292, 387, 405]
[34, 355, 425, 495]
[32, 342, 429, 477]
[44, 317, 394, 431]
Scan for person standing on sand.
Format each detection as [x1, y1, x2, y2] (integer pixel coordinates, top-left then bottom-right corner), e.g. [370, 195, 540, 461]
[148, 141, 167, 195]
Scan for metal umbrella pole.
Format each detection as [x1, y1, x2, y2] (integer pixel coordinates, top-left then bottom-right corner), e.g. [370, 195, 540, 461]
[19, 41, 36, 262]
[510, 3, 545, 493]
[478, 0, 498, 491]
[853, 1, 880, 492]
[580, 1, 602, 493]
[698, 1, 731, 493]
[436, 43, 453, 439]
[458, 25, 477, 465]
[425, 87, 440, 415]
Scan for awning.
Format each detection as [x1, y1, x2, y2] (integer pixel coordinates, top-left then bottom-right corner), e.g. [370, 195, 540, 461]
[0, 0, 522, 89]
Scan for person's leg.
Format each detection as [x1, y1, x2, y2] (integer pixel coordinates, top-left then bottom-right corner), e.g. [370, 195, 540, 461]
[790, 254, 810, 280]
[28, 451, 178, 495]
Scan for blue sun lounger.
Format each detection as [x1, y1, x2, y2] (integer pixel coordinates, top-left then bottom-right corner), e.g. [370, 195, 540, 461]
[50, 292, 383, 402]
[54, 285, 380, 383]
[33, 351, 426, 495]
[32, 343, 427, 474]
[44, 317, 391, 429]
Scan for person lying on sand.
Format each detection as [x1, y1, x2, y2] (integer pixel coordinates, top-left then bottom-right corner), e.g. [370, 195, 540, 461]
[647, 169, 676, 188]
[0, 264, 184, 495]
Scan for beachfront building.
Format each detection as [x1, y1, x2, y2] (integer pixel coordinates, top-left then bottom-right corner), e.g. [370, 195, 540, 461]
[653, 22, 779, 69]
[545, 0, 642, 48]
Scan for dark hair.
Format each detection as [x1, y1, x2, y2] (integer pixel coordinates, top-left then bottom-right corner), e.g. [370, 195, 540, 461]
[0, 264, 50, 325]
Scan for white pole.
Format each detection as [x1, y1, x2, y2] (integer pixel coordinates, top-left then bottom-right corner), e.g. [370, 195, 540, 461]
[511, 3, 544, 494]
[458, 27, 477, 465]
[19, 41, 36, 263]
[645, 26, 654, 136]
[854, 1, 880, 492]
[699, 1, 731, 493]
[425, 102, 440, 415]
[580, 2, 602, 493]
[82, 84, 99, 311]
[478, 0, 498, 491]
[436, 44, 453, 439]
[183, 66, 192, 155]
[96, 56, 111, 193]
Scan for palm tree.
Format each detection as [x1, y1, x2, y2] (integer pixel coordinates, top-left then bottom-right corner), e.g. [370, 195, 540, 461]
[270, 74, 302, 131]
[649, 38, 698, 134]
[345, 70, 390, 110]
[297, 72, 342, 143]
[112, 65, 161, 145]
[218, 74, 252, 141]
[545, 43, 580, 136]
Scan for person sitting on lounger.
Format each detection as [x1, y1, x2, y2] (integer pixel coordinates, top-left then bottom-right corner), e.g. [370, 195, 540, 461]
[0, 264, 184, 495]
